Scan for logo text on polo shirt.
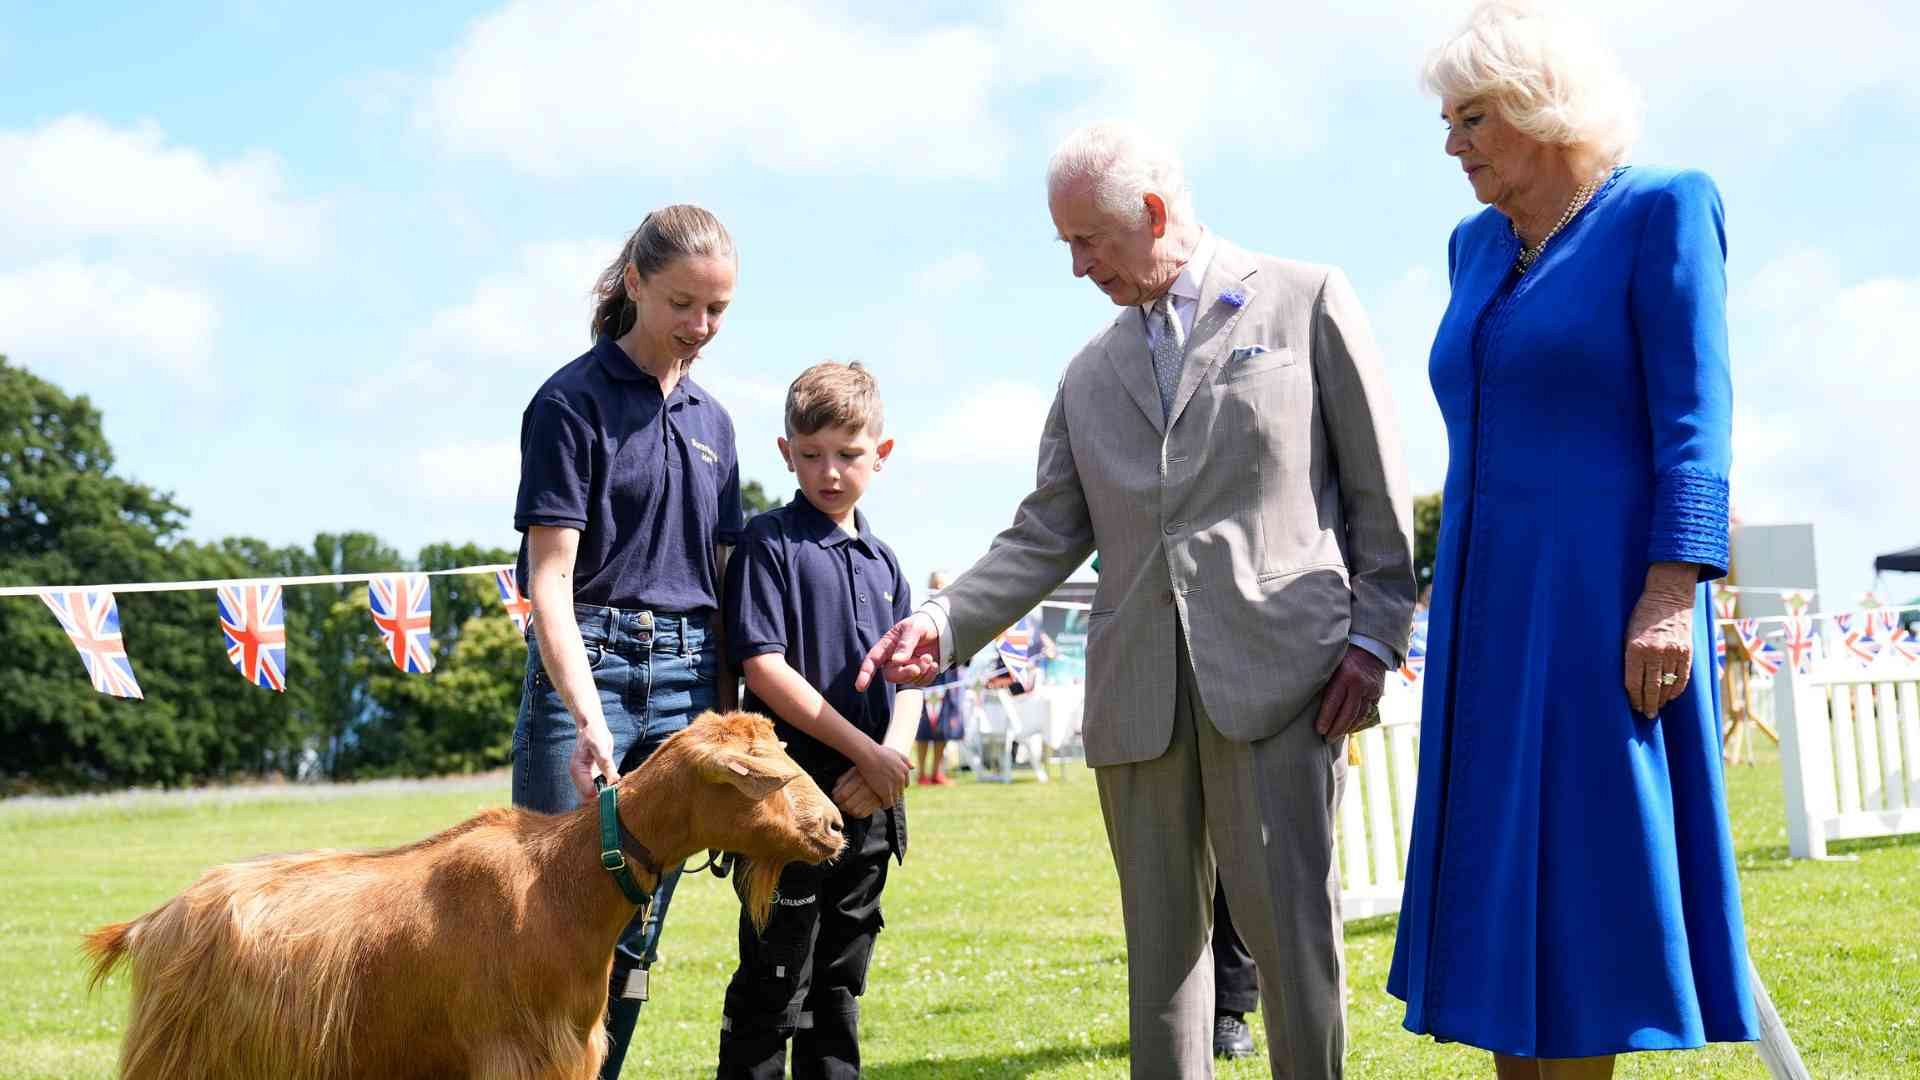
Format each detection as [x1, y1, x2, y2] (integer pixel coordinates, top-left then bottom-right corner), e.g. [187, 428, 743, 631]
[687, 436, 720, 465]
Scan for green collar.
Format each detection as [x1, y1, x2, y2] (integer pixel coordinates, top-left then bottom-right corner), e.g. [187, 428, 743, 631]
[597, 780, 656, 907]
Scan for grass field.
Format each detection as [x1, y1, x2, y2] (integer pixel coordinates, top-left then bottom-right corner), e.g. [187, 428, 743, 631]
[2, 752, 1914, 1079]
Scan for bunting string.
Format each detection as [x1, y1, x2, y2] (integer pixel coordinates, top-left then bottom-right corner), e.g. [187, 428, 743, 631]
[7, 564, 524, 698]
[0, 564, 512, 597]
[5, 566, 1913, 700]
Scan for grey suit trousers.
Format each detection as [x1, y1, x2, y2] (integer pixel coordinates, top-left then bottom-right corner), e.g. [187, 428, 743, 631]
[1096, 629, 1347, 1078]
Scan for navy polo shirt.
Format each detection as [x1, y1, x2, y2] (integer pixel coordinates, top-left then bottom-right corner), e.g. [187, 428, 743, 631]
[514, 337, 743, 612]
[725, 492, 912, 784]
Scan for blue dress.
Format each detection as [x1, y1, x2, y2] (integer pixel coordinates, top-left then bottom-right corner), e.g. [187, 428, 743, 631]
[1386, 167, 1760, 1057]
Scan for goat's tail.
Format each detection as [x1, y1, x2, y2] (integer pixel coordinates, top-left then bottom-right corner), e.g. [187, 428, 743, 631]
[83, 920, 136, 991]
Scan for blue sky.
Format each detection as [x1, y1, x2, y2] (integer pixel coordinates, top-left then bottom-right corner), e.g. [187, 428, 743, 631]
[3, 1, 1916, 609]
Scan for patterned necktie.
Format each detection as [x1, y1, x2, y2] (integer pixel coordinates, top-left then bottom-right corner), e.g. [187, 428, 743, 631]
[1151, 294, 1184, 422]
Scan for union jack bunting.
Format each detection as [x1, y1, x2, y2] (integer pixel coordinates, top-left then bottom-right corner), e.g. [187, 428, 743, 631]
[1833, 613, 1880, 668]
[1890, 621, 1920, 666]
[1399, 614, 1428, 685]
[1782, 616, 1819, 674]
[1782, 590, 1813, 617]
[1711, 584, 1737, 623]
[924, 687, 945, 726]
[1737, 619, 1782, 677]
[369, 574, 434, 674]
[995, 616, 1040, 692]
[494, 569, 533, 635]
[1713, 622, 1728, 678]
[217, 584, 288, 692]
[40, 590, 143, 699]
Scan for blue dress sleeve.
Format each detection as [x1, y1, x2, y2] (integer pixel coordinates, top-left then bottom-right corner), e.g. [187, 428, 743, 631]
[1631, 170, 1733, 579]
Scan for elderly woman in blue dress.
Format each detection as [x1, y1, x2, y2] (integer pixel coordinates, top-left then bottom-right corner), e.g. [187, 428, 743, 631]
[1388, 5, 1760, 1078]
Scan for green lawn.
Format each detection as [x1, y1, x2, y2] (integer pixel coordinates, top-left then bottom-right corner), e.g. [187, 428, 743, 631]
[2, 754, 1914, 1079]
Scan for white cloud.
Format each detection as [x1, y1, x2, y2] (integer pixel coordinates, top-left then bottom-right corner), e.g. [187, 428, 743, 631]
[1365, 264, 1451, 495]
[905, 380, 1054, 467]
[415, 240, 608, 366]
[351, 239, 613, 408]
[414, 1, 1919, 182]
[0, 115, 323, 261]
[1728, 252, 1920, 600]
[421, 0, 1006, 179]
[414, 439, 522, 501]
[0, 260, 218, 384]
[911, 251, 990, 297]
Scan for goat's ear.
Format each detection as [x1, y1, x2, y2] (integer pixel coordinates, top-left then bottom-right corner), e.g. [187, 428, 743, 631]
[707, 752, 798, 801]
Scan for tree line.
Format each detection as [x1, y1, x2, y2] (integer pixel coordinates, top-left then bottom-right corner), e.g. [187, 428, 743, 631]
[0, 357, 780, 792]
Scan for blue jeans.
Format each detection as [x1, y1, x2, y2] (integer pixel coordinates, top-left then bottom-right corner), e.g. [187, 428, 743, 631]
[512, 604, 716, 978]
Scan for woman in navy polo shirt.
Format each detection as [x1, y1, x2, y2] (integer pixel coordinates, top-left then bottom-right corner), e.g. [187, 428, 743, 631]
[511, 204, 744, 1079]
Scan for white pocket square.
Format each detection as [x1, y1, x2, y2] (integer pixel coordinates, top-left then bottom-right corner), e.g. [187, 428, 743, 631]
[1229, 345, 1269, 362]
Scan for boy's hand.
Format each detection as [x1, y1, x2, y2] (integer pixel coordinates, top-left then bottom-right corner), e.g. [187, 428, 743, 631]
[832, 767, 885, 818]
[855, 742, 913, 808]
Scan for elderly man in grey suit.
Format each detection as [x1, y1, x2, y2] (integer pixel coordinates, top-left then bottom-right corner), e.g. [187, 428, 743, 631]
[858, 123, 1415, 1078]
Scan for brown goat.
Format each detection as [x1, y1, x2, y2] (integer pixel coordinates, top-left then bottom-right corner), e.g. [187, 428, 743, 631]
[83, 710, 843, 1080]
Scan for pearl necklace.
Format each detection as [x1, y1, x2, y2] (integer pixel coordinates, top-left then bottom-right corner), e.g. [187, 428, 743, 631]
[1514, 174, 1604, 273]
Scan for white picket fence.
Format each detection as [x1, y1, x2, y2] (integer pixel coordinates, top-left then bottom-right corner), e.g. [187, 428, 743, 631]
[1335, 678, 1422, 919]
[966, 674, 1428, 914]
[1774, 662, 1920, 859]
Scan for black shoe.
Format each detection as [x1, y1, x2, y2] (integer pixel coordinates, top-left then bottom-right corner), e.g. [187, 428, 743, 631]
[1213, 1013, 1255, 1060]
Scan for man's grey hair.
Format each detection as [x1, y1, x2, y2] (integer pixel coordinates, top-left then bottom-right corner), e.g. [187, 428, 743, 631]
[1045, 123, 1195, 225]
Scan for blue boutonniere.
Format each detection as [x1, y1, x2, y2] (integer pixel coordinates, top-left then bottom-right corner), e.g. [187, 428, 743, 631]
[1219, 286, 1247, 309]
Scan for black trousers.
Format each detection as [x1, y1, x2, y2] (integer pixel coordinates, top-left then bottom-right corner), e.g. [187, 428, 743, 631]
[717, 810, 892, 1080]
[1214, 874, 1260, 1016]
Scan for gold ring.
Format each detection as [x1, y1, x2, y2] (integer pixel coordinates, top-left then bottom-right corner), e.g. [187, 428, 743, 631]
[1659, 673, 1679, 686]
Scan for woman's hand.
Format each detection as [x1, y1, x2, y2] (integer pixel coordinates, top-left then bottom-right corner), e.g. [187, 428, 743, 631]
[1624, 562, 1701, 718]
[569, 717, 620, 803]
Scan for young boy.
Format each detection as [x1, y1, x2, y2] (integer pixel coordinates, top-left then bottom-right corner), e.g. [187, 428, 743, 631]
[717, 361, 917, 1080]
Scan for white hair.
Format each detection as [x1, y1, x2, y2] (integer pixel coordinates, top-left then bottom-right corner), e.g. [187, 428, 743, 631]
[1424, 1, 1642, 166]
[1045, 122, 1194, 225]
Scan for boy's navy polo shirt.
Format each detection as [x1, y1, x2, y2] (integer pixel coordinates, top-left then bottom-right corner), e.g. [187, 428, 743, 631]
[725, 492, 912, 786]
[514, 337, 744, 613]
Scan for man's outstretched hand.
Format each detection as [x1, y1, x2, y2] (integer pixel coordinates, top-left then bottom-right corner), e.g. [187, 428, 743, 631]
[855, 612, 944, 690]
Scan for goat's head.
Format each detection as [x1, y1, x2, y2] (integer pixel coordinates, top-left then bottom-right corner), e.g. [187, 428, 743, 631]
[635, 711, 844, 922]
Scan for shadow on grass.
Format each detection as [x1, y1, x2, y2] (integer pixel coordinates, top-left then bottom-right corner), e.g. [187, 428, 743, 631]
[866, 1041, 1131, 1078]
[1740, 829, 1920, 868]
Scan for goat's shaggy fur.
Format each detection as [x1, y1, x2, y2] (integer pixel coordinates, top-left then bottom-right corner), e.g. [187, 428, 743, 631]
[84, 711, 842, 1080]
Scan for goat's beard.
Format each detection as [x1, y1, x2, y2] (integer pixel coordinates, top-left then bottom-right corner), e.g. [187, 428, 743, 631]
[734, 856, 786, 931]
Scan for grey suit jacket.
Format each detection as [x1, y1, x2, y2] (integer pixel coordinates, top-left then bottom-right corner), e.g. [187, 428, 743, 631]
[942, 238, 1416, 767]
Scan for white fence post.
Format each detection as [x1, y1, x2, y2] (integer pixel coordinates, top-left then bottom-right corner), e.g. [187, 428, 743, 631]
[1773, 664, 1920, 857]
[1774, 662, 1834, 859]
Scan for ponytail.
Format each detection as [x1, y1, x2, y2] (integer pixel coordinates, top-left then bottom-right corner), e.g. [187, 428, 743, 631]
[590, 205, 736, 341]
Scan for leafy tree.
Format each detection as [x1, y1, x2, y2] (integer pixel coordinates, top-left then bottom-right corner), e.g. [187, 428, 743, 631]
[0, 357, 193, 787]
[336, 541, 520, 778]
[349, 612, 523, 776]
[741, 477, 778, 519]
[1413, 492, 1443, 594]
[0, 354, 800, 788]
[286, 532, 403, 776]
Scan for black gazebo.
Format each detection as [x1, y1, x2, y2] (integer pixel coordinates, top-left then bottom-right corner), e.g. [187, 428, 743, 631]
[1875, 544, 1920, 574]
